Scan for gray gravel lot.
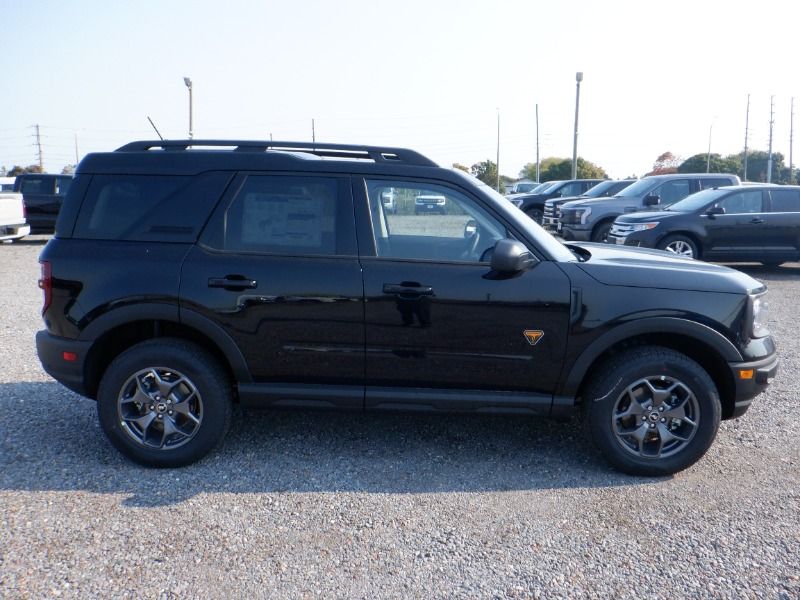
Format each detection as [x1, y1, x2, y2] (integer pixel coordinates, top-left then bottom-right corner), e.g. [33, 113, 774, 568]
[1, 236, 798, 599]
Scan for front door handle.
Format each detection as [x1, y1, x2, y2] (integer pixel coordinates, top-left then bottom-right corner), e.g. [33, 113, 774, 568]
[208, 275, 258, 290]
[383, 283, 434, 296]
[750, 218, 764, 224]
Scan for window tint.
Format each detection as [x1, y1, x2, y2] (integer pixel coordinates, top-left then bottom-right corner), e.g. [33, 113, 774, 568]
[55, 176, 72, 196]
[719, 190, 763, 213]
[770, 189, 800, 212]
[20, 177, 52, 194]
[558, 182, 583, 197]
[74, 172, 230, 241]
[365, 179, 506, 262]
[209, 175, 353, 256]
[653, 179, 690, 205]
[699, 178, 733, 190]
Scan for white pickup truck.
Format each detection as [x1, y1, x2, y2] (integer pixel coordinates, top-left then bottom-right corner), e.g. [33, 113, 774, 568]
[0, 189, 30, 242]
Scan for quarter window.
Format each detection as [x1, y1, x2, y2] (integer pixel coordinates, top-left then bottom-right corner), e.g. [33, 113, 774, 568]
[770, 189, 800, 212]
[365, 180, 506, 262]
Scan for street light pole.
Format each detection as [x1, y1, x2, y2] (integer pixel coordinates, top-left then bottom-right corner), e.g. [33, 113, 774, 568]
[183, 77, 193, 139]
[572, 72, 583, 180]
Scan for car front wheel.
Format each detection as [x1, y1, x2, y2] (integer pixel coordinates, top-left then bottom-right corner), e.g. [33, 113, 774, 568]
[583, 346, 721, 476]
[658, 234, 699, 259]
[97, 338, 232, 467]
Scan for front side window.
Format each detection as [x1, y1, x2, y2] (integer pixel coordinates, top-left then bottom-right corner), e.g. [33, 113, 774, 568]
[365, 179, 506, 262]
[558, 182, 584, 197]
[718, 190, 763, 214]
[653, 179, 690, 205]
[209, 175, 353, 256]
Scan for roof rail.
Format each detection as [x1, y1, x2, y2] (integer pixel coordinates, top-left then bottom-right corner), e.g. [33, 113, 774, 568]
[114, 140, 438, 167]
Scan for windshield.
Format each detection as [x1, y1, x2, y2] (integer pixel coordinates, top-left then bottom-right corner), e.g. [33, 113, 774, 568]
[536, 180, 562, 194]
[582, 180, 619, 198]
[452, 171, 576, 262]
[665, 188, 728, 212]
[615, 178, 658, 198]
[514, 182, 538, 193]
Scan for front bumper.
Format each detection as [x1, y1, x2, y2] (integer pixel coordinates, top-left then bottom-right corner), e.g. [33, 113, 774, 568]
[727, 353, 779, 418]
[560, 225, 592, 242]
[36, 330, 93, 398]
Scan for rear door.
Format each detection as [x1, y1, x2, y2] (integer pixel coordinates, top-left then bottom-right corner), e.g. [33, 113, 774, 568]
[180, 173, 365, 408]
[764, 188, 800, 261]
[355, 177, 572, 413]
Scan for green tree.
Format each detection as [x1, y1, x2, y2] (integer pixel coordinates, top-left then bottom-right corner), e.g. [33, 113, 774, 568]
[729, 150, 786, 183]
[677, 153, 739, 175]
[526, 157, 607, 181]
[8, 164, 44, 176]
[470, 160, 504, 192]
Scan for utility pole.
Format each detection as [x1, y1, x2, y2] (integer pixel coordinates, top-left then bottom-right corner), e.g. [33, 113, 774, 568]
[496, 108, 501, 192]
[706, 123, 713, 172]
[312, 119, 316, 143]
[535, 103, 540, 183]
[572, 72, 583, 179]
[790, 97, 795, 185]
[767, 96, 774, 183]
[743, 94, 750, 181]
[74, 133, 79, 164]
[183, 78, 193, 139]
[34, 124, 43, 170]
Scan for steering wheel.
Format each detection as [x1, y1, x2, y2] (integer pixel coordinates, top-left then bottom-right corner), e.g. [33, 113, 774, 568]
[461, 220, 481, 261]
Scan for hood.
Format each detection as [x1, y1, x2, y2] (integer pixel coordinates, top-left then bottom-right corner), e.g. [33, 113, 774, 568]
[560, 196, 617, 210]
[614, 210, 685, 223]
[569, 242, 765, 294]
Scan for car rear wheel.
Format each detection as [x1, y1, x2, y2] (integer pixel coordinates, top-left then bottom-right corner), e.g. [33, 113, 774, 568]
[583, 346, 721, 476]
[658, 235, 698, 259]
[97, 338, 232, 467]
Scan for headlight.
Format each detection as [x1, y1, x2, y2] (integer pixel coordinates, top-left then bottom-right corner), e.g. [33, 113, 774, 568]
[576, 207, 591, 224]
[510, 198, 523, 207]
[749, 292, 769, 338]
[628, 222, 659, 232]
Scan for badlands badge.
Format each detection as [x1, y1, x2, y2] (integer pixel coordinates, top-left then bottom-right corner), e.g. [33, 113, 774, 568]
[523, 330, 544, 346]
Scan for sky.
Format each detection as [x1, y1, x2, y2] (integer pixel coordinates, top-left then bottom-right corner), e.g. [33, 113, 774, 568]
[2, 0, 798, 179]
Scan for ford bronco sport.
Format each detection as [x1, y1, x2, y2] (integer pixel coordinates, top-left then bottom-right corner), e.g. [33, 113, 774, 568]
[36, 140, 778, 475]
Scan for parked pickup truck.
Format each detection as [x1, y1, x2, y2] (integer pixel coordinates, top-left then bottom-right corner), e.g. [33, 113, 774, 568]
[0, 191, 30, 241]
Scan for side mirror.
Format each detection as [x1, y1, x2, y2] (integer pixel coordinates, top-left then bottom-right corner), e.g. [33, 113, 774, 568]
[643, 194, 661, 206]
[464, 219, 478, 239]
[490, 239, 538, 273]
[706, 205, 725, 217]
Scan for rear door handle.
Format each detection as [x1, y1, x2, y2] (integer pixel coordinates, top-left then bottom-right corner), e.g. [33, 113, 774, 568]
[208, 275, 258, 290]
[383, 283, 434, 296]
[750, 218, 764, 224]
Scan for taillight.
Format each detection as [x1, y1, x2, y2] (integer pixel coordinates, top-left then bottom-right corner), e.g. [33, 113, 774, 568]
[39, 261, 52, 315]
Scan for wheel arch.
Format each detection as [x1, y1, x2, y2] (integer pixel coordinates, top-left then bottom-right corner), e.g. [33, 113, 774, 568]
[657, 231, 703, 258]
[79, 304, 250, 400]
[560, 318, 741, 419]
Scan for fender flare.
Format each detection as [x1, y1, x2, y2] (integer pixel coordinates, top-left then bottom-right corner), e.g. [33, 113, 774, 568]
[558, 317, 742, 398]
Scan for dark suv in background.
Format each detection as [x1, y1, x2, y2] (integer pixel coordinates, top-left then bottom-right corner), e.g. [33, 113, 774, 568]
[14, 173, 73, 234]
[509, 178, 603, 223]
[542, 179, 636, 233]
[609, 184, 800, 265]
[36, 140, 777, 475]
[560, 173, 740, 242]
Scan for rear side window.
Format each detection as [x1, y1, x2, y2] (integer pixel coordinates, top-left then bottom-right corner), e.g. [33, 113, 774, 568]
[698, 178, 734, 190]
[55, 176, 72, 196]
[73, 172, 231, 241]
[204, 175, 355, 256]
[770, 189, 800, 212]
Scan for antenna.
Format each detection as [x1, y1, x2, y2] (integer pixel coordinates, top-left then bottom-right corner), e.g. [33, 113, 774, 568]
[147, 116, 164, 140]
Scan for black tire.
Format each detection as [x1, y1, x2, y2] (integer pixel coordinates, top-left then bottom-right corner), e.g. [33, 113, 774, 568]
[591, 221, 613, 243]
[657, 234, 699, 259]
[525, 208, 543, 224]
[97, 338, 232, 467]
[583, 346, 721, 476]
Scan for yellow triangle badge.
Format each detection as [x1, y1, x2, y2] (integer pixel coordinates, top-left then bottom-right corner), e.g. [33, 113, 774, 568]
[523, 330, 544, 346]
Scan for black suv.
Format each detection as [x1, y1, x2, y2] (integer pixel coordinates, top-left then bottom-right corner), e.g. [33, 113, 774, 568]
[542, 179, 636, 233]
[14, 173, 74, 234]
[509, 179, 603, 224]
[36, 140, 778, 475]
[609, 184, 800, 265]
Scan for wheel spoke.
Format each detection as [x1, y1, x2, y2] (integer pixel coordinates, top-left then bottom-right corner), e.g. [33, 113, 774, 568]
[173, 396, 201, 425]
[663, 394, 691, 419]
[617, 391, 647, 419]
[127, 412, 156, 436]
[641, 380, 672, 407]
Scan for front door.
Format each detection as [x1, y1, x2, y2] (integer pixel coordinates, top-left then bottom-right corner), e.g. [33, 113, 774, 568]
[180, 173, 365, 408]
[355, 178, 572, 413]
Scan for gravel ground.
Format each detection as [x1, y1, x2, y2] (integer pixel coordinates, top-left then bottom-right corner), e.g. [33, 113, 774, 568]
[1, 236, 798, 599]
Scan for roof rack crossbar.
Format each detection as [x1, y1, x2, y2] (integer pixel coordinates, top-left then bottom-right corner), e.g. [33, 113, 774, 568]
[115, 140, 438, 167]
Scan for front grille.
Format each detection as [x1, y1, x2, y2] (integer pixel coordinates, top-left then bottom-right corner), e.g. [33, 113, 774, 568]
[609, 223, 634, 236]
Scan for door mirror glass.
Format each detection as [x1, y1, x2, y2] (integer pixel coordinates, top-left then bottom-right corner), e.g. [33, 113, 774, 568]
[490, 239, 538, 273]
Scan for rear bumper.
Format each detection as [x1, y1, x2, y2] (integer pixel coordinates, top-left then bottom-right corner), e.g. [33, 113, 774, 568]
[727, 353, 779, 418]
[36, 330, 93, 398]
